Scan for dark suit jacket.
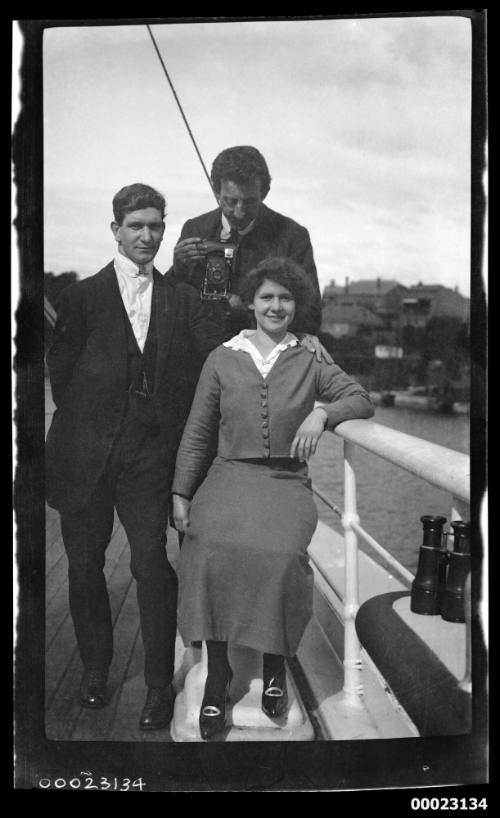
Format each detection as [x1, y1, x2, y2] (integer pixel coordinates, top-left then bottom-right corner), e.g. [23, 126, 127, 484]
[45, 262, 224, 513]
[170, 203, 322, 335]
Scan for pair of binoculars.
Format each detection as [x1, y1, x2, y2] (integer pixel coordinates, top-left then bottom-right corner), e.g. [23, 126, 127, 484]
[410, 515, 470, 622]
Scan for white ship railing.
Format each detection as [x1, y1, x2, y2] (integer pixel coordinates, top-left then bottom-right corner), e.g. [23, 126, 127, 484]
[44, 296, 57, 327]
[311, 418, 471, 708]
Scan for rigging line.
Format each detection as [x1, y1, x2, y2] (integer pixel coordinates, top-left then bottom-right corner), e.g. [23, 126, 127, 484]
[146, 24, 217, 202]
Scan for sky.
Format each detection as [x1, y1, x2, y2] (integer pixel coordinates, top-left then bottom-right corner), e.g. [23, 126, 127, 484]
[37, 16, 472, 296]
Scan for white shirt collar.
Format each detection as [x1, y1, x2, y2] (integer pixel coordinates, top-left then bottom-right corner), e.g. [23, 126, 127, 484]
[114, 249, 154, 279]
[220, 213, 256, 240]
[224, 329, 298, 355]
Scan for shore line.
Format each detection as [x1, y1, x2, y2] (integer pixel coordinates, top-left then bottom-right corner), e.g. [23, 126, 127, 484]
[370, 391, 469, 415]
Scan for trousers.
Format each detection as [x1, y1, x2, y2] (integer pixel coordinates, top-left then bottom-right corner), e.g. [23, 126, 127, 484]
[59, 412, 177, 688]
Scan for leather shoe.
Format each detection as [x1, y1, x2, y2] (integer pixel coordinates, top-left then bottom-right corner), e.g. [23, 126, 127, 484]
[261, 674, 288, 718]
[139, 684, 175, 731]
[79, 669, 109, 709]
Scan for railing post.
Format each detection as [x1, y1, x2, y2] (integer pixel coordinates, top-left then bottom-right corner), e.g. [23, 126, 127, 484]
[341, 440, 364, 708]
[459, 572, 472, 693]
[451, 495, 470, 525]
[451, 494, 472, 693]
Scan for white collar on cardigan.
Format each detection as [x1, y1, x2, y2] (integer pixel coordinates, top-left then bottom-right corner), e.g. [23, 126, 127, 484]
[224, 330, 298, 378]
[223, 329, 299, 350]
[224, 330, 298, 354]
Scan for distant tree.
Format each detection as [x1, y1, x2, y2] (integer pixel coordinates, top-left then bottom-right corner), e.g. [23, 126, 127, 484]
[44, 272, 80, 354]
[328, 334, 373, 357]
[401, 324, 426, 354]
[317, 331, 336, 355]
[421, 316, 470, 379]
[44, 271, 79, 309]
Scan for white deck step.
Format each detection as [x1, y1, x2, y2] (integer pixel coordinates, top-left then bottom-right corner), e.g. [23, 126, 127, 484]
[171, 643, 314, 742]
[170, 520, 419, 742]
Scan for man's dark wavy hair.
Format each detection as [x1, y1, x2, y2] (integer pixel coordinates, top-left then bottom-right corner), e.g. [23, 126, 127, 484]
[211, 146, 272, 198]
[240, 257, 315, 330]
[112, 183, 166, 225]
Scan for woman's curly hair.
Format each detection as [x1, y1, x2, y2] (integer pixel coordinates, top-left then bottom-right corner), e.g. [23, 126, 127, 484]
[239, 257, 315, 330]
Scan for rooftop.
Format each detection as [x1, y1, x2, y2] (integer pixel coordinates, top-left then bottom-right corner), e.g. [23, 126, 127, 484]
[322, 302, 385, 326]
[323, 279, 406, 297]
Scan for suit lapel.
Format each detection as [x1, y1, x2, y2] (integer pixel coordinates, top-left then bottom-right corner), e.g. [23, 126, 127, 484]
[207, 210, 223, 240]
[197, 208, 223, 240]
[153, 269, 176, 382]
[96, 262, 128, 374]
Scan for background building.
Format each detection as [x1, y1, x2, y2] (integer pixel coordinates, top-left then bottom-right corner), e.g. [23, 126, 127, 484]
[320, 277, 470, 396]
[399, 283, 470, 328]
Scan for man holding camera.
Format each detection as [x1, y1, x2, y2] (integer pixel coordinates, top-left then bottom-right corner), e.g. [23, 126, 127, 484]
[171, 145, 324, 342]
[45, 183, 224, 731]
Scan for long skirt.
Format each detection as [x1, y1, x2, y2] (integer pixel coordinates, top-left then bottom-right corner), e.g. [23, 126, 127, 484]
[177, 457, 318, 657]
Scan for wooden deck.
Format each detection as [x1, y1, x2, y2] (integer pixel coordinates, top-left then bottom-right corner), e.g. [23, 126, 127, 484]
[45, 501, 187, 742]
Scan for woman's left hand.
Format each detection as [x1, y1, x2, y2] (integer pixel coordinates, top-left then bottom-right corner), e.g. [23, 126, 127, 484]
[290, 408, 328, 461]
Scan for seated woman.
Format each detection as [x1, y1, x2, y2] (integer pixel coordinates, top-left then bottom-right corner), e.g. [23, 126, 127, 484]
[172, 257, 374, 740]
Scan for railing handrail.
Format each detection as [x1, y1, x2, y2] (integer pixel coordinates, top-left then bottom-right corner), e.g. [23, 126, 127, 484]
[320, 420, 472, 707]
[44, 296, 57, 328]
[332, 418, 470, 503]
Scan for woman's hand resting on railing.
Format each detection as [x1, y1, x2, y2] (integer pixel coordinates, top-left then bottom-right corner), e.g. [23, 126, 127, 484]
[172, 494, 191, 532]
[290, 407, 328, 461]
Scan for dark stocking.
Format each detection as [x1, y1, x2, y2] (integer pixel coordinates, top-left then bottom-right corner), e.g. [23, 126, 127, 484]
[262, 652, 288, 717]
[263, 652, 285, 683]
[205, 640, 232, 698]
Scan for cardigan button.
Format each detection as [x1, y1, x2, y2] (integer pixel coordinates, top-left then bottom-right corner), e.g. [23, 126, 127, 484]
[261, 420, 269, 428]
[262, 429, 270, 439]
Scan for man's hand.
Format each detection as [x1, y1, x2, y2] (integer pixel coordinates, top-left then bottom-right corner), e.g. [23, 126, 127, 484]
[173, 237, 208, 270]
[227, 293, 244, 310]
[172, 494, 191, 533]
[290, 407, 328, 461]
[297, 334, 334, 364]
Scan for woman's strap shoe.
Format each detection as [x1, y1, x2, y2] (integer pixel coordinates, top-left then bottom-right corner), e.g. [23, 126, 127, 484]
[199, 700, 226, 740]
[199, 676, 232, 740]
[261, 676, 289, 718]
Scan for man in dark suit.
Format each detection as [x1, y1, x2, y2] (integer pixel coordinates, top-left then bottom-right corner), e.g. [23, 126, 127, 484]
[45, 183, 224, 730]
[171, 145, 323, 341]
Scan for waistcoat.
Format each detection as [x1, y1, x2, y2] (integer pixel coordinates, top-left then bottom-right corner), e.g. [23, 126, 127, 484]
[121, 286, 159, 429]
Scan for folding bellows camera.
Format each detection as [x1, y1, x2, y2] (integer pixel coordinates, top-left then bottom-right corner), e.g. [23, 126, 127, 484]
[200, 241, 237, 301]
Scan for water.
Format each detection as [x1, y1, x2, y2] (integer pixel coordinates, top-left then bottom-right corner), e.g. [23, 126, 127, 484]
[308, 406, 470, 573]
